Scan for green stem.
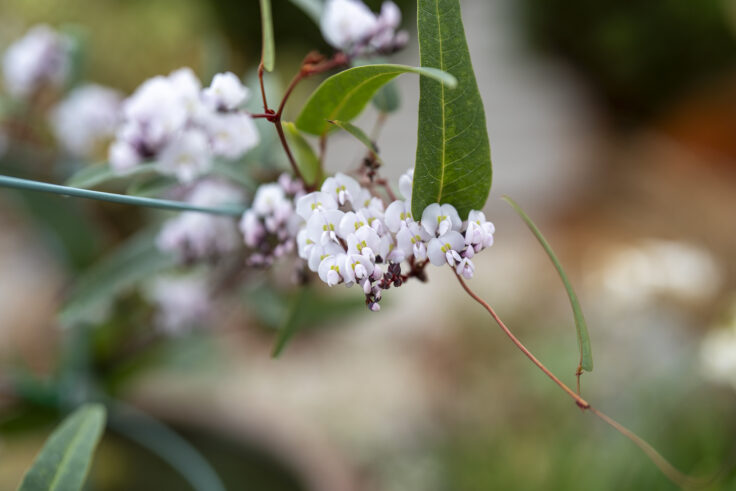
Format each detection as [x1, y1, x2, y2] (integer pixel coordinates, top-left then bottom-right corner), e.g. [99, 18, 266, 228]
[0, 175, 245, 217]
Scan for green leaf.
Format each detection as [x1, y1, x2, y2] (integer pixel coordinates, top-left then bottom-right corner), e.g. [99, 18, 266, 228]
[295, 64, 456, 135]
[59, 229, 177, 328]
[288, 0, 323, 24]
[283, 122, 322, 186]
[65, 163, 156, 189]
[412, 0, 493, 218]
[259, 0, 275, 72]
[271, 288, 308, 358]
[18, 404, 106, 491]
[502, 196, 593, 372]
[126, 174, 177, 197]
[328, 120, 382, 163]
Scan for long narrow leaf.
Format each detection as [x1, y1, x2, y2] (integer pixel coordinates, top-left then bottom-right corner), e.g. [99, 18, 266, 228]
[259, 0, 275, 72]
[65, 163, 156, 189]
[18, 404, 106, 491]
[329, 120, 382, 164]
[283, 122, 322, 186]
[503, 196, 593, 372]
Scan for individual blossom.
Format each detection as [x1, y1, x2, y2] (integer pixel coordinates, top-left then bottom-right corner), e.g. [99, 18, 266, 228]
[203, 72, 249, 111]
[321, 172, 362, 207]
[203, 111, 259, 159]
[398, 167, 413, 201]
[421, 203, 462, 237]
[50, 84, 122, 159]
[157, 128, 211, 182]
[396, 221, 431, 261]
[464, 210, 495, 253]
[320, 0, 408, 57]
[145, 274, 212, 334]
[2, 25, 71, 98]
[296, 191, 338, 221]
[157, 180, 244, 262]
[384, 200, 413, 233]
[426, 230, 466, 267]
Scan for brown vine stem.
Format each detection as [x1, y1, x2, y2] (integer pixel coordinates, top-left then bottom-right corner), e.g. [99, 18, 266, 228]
[455, 273, 717, 490]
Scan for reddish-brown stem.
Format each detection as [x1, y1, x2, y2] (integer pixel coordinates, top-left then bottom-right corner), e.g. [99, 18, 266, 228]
[274, 120, 307, 187]
[455, 274, 590, 409]
[456, 273, 721, 488]
[258, 62, 270, 112]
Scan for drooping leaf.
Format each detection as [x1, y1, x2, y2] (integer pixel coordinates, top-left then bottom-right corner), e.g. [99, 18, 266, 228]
[329, 120, 382, 163]
[503, 196, 593, 372]
[65, 163, 156, 189]
[59, 229, 177, 328]
[412, 0, 493, 218]
[259, 0, 275, 72]
[283, 122, 322, 186]
[296, 64, 456, 135]
[288, 0, 323, 24]
[18, 404, 106, 491]
[107, 402, 225, 491]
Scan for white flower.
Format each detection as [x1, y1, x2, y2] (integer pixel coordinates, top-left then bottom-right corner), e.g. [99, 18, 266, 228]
[421, 203, 462, 237]
[2, 25, 71, 98]
[50, 84, 122, 158]
[204, 111, 259, 159]
[158, 128, 212, 182]
[321, 172, 362, 206]
[252, 183, 287, 216]
[321, 0, 378, 51]
[465, 209, 495, 251]
[145, 274, 211, 333]
[168, 67, 203, 114]
[338, 210, 372, 238]
[346, 225, 382, 261]
[396, 221, 430, 261]
[203, 72, 249, 110]
[240, 210, 265, 248]
[427, 231, 465, 267]
[318, 253, 348, 286]
[455, 257, 475, 279]
[308, 242, 345, 272]
[398, 167, 413, 201]
[343, 253, 375, 286]
[108, 140, 140, 172]
[296, 191, 338, 221]
[306, 209, 345, 245]
[384, 200, 413, 233]
[123, 75, 189, 149]
[371, 2, 402, 48]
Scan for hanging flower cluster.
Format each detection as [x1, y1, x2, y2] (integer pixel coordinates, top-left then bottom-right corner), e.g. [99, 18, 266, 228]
[321, 0, 408, 58]
[108, 69, 259, 182]
[2, 25, 72, 98]
[263, 168, 496, 311]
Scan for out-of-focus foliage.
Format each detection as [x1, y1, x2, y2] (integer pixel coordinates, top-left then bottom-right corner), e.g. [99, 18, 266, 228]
[517, 0, 736, 123]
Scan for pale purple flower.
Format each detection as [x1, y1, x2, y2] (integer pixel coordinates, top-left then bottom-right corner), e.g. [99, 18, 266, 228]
[321, 172, 362, 207]
[421, 203, 462, 237]
[203, 72, 249, 111]
[427, 231, 465, 267]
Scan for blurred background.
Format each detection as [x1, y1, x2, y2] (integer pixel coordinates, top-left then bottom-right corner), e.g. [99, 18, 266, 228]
[1, 0, 736, 489]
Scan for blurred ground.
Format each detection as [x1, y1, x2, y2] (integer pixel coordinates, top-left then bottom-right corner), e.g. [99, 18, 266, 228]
[1, 0, 736, 490]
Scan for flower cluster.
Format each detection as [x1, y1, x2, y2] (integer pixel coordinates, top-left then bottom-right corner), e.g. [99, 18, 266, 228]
[50, 84, 122, 159]
[2, 25, 71, 98]
[240, 174, 304, 267]
[157, 180, 245, 262]
[109, 69, 259, 182]
[321, 0, 408, 58]
[277, 168, 496, 311]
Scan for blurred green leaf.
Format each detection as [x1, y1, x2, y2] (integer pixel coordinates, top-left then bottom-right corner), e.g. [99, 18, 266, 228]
[412, 0, 492, 218]
[65, 163, 156, 189]
[503, 196, 593, 372]
[295, 64, 456, 135]
[283, 122, 322, 186]
[288, 0, 323, 24]
[126, 174, 177, 197]
[259, 0, 275, 72]
[328, 119, 382, 163]
[18, 404, 106, 491]
[372, 81, 401, 113]
[108, 402, 225, 491]
[59, 229, 177, 328]
[271, 288, 308, 358]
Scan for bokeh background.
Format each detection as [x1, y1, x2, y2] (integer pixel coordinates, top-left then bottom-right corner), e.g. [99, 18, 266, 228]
[2, 0, 736, 489]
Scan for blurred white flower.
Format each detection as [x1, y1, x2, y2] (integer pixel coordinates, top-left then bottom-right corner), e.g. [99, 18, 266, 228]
[2, 25, 71, 98]
[50, 84, 122, 158]
[145, 274, 211, 333]
[158, 128, 212, 183]
[203, 72, 249, 111]
[204, 111, 259, 159]
[321, 0, 407, 56]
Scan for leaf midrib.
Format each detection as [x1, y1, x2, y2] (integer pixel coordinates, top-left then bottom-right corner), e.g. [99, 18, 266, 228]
[46, 414, 95, 490]
[435, 0, 447, 204]
[323, 71, 396, 134]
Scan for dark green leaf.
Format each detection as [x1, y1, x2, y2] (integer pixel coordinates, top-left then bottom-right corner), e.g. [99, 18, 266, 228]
[259, 0, 275, 72]
[503, 196, 593, 372]
[412, 0, 493, 218]
[283, 122, 322, 186]
[296, 64, 456, 135]
[18, 404, 106, 491]
[328, 120, 382, 163]
[59, 229, 177, 328]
